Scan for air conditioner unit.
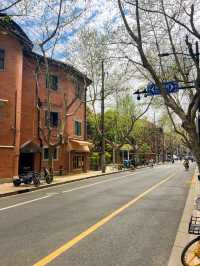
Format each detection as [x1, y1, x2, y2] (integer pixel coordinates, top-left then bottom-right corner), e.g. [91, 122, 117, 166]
[0, 99, 8, 107]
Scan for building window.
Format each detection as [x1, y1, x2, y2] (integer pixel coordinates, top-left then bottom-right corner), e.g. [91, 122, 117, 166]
[43, 148, 58, 160]
[46, 75, 58, 90]
[74, 120, 81, 136]
[45, 111, 59, 128]
[73, 154, 84, 169]
[0, 49, 5, 71]
[75, 82, 85, 100]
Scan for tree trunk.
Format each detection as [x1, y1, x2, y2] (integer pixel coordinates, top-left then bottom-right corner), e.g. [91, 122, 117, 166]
[113, 147, 116, 165]
[48, 147, 54, 175]
[187, 125, 200, 173]
[116, 148, 120, 164]
[190, 140, 200, 173]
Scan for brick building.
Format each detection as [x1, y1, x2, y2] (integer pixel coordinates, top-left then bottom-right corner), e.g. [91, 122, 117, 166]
[0, 14, 92, 179]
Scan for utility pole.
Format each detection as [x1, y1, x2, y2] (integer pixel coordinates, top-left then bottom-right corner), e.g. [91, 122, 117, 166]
[162, 131, 165, 162]
[153, 112, 158, 163]
[196, 41, 200, 145]
[198, 104, 200, 144]
[101, 60, 106, 173]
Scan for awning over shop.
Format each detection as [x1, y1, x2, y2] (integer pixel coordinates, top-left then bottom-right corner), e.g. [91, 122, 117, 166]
[20, 140, 41, 153]
[67, 139, 92, 153]
[120, 144, 133, 151]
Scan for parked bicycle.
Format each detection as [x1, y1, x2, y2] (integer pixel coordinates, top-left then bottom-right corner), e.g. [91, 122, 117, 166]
[181, 198, 200, 265]
[41, 168, 53, 184]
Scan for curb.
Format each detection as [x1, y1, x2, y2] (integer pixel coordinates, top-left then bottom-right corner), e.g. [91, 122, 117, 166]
[0, 170, 127, 198]
[0, 163, 165, 198]
[167, 168, 198, 266]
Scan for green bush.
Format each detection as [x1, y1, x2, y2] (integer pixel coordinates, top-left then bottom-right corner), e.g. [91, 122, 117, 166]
[90, 152, 100, 170]
[105, 151, 112, 164]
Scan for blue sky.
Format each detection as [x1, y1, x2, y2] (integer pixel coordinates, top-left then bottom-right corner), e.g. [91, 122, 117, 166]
[2, 0, 118, 61]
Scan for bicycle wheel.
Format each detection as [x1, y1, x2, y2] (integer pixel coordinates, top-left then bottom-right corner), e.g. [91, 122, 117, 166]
[33, 173, 41, 187]
[43, 168, 53, 184]
[45, 174, 53, 184]
[181, 236, 200, 266]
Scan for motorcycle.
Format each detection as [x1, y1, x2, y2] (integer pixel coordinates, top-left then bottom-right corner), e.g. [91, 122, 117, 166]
[13, 168, 53, 187]
[13, 171, 41, 187]
[184, 162, 189, 171]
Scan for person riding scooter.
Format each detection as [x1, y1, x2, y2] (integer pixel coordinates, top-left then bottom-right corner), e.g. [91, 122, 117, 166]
[149, 158, 154, 167]
[183, 158, 189, 170]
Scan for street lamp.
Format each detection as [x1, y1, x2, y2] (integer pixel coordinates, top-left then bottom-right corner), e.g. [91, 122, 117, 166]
[158, 49, 200, 145]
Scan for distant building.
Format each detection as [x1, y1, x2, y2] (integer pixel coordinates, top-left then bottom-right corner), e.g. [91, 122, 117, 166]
[0, 14, 92, 179]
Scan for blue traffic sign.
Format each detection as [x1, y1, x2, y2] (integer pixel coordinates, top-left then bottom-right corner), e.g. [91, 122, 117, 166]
[147, 81, 179, 96]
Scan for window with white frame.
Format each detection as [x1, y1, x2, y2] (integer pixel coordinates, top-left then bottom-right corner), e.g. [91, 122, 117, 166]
[46, 74, 58, 90]
[45, 111, 59, 128]
[74, 120, 82, 136]
[75, 81, 85, 100]
[43, 147, 58, 160]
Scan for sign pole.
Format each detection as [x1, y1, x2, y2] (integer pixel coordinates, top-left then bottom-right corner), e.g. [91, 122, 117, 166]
[101, 60, 106, 173]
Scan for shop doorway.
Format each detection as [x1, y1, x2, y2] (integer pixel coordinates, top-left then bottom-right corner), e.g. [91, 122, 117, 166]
[72, 153, 84, 172]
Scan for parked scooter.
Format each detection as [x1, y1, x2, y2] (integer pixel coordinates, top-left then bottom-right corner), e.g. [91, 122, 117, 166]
[13, 171, 40, 187]
[13, 167, 53, 187]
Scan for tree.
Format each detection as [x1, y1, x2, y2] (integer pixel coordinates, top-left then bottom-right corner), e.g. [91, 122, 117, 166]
[87, 93, 151, 164]
[69, 28, 144, 167]
[2, 1, 89, 175]
[117, 0, 200, 171]
[0, 1, 24, 13]
[33, 1, 88, 175]
[105, 94, 152, 163]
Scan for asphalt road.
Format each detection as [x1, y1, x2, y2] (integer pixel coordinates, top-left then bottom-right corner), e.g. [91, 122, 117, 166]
[0, 162, 195, 266]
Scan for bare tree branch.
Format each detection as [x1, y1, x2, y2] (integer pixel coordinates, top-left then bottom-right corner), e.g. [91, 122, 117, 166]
[0, 0, 23, 12]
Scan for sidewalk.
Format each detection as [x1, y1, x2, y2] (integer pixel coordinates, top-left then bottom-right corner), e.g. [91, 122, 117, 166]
[0, 167, 123, 198]
[168, 168, 199, 266]
[0, 162, 157, 198]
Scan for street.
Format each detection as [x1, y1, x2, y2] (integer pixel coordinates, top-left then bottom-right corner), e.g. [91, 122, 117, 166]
[0, 162, 195, 266]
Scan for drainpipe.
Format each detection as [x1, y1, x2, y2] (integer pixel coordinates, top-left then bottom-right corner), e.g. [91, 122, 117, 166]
[84, 87, 87, 140]
[12, 91, 17, 146]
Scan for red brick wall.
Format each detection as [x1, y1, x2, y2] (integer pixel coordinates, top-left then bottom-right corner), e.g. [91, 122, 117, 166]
[21, 58, 85, 141]
[0, 31, 87, 179]
[21, 55, 86, 173]
[21, 56, 37, 145]
[0, 148, 15, 179]
[0, 32, 23, 178]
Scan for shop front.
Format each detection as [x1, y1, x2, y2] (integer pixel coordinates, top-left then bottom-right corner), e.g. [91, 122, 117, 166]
[66, 139, 91, 173]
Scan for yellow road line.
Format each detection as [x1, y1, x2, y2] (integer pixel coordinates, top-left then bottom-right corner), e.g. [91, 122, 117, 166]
[33, 172, 177, 266]
[187, 174, 196, 187]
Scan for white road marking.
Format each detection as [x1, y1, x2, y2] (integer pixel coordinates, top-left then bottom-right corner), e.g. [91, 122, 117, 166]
[0, 165, 175, 212]
[0, 164, 171, 200]
[46, 192, 59, 196]
[0, 171, 146, 212]
[0, 195, 50, 212]
[61, 171, 146, 193]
